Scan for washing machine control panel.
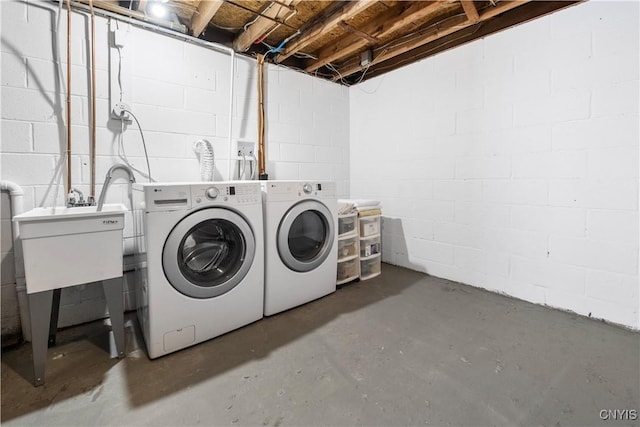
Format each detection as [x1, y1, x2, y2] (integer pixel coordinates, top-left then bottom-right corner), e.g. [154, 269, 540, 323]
[191, 183, 261, 205]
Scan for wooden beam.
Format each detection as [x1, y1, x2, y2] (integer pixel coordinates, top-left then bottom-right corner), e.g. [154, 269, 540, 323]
[136, 0, 146, 13]
[275, 0, 378, 63]
[360, 0, 581, 83]
[338, 21, 378, 44]
[306, 0, 457, 73]
[460, 0, 479, 22]
[190, 0, 224, 37]
[233, 0, 300, 52]
[335, 0, 530, 80]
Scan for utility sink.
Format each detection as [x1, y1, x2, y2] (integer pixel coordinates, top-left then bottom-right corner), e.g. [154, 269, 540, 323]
[13, 204, 126, 294]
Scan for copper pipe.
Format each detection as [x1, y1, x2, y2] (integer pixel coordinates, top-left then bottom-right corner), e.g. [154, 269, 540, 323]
[65, 0, 72, 195]
[257, 54, 267, 178]
[89, 0, 96, 198]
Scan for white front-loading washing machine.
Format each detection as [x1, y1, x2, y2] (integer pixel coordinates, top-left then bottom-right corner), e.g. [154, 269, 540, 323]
[132, 182, 263, 358]
[261, 181, 338, 316]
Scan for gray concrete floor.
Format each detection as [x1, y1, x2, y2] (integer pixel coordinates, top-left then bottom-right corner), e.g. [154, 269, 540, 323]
[2, 264, 639, 426]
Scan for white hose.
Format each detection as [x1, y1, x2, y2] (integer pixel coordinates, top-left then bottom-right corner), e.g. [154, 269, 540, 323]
[193, 139, 215, 182]
[0, 181, 30, 342]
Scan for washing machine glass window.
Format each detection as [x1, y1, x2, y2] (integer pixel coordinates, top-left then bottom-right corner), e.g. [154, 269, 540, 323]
[278, 200, 335, 273]
[163, 208, 256, 299]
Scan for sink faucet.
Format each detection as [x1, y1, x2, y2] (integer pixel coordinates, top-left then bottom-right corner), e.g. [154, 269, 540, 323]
[67, 187, 95, 207]
[97, 164, 136, 211]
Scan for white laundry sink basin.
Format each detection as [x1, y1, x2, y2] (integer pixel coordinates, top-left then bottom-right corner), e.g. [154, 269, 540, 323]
[13, 204, 126, 293]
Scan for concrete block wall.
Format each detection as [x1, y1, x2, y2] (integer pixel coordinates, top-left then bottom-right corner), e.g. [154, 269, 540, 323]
[1, 0, 349, 336]
[350, 1, 639, 329]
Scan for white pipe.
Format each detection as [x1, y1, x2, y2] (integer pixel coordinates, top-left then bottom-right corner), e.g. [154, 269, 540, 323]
[0, 181, 30, 342]
[228, 51, 235, 181]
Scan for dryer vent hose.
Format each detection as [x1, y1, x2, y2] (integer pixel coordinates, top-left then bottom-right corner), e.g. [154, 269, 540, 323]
[193, 139, 215, 182]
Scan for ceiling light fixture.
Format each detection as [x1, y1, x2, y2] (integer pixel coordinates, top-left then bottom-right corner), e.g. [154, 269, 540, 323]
[150, 2, 167, 19]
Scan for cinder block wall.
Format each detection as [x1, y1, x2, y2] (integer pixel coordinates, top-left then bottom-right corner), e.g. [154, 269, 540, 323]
[350, 1, 639, 329]
[0, 0, 349, 336]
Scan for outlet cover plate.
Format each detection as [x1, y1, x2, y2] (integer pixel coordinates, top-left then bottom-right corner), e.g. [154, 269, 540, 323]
[237, 140, 255, 156]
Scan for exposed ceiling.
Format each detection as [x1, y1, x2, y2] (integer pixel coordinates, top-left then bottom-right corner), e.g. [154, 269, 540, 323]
[76, 0, 582, 85]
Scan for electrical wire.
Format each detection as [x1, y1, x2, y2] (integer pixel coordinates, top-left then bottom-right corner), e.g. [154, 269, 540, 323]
[116, 46, 124, 102]
[118, 109, 153, 182]
[329, 9, 480, 85]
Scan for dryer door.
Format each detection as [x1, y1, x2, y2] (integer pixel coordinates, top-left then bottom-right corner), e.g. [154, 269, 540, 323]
[163, 208, 255, 299]
[277, 200, 335, 273]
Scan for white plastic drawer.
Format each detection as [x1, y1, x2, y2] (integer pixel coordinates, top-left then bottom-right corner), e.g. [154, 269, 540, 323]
[360, 235, 381, 258]
[337, 258, 359, 283]
[360, 254, 381, 280]
[338, 235, 358, 261]
[338, 213, 357, 236]
[359, 215, 380, 237]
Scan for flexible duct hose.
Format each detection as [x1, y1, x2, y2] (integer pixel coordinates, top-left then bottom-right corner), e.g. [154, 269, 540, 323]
[193, 139, 215, 182]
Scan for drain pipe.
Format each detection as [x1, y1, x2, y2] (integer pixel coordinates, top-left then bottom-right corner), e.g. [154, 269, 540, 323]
[0, 181, 30, 342]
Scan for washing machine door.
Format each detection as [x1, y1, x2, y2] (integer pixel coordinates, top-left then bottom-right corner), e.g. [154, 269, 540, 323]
[277, 200, 335, 273]
[163, 208, 255, 299]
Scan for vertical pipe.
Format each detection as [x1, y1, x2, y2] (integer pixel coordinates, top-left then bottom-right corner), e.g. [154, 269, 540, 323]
[227, 51, 235, 181]
[0, 181, 29, 342]
[89, 0, 97, 198]
[65, 0, 72, 194]
[257, 54, 267, 180]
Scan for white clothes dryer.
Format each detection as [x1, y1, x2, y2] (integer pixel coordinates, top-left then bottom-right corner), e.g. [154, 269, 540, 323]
[261, 181, 338, 316]
[132, 182, 263, 358]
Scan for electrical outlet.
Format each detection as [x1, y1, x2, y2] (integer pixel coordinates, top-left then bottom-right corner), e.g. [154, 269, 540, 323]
[112, 102, 131, 120]
[237, 140, 255, 157]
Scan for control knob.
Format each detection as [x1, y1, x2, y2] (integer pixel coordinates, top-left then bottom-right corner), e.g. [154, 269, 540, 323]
[302, 183, 312, 194]
[206, 187, 219, 199]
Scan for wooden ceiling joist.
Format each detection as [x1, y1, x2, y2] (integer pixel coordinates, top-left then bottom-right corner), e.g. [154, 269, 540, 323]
[335, 0, 530, 80]
[306, 0, 458, 73]
[233, 0, 301, 52]
[275, 0, 378, 63]
[190, 0, 224, 37]
[460, 0, 480, 22]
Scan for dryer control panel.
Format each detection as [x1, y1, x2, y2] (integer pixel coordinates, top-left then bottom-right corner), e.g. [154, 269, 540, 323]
[262, 181, 337, 202]
[191, 183, 261, 206]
